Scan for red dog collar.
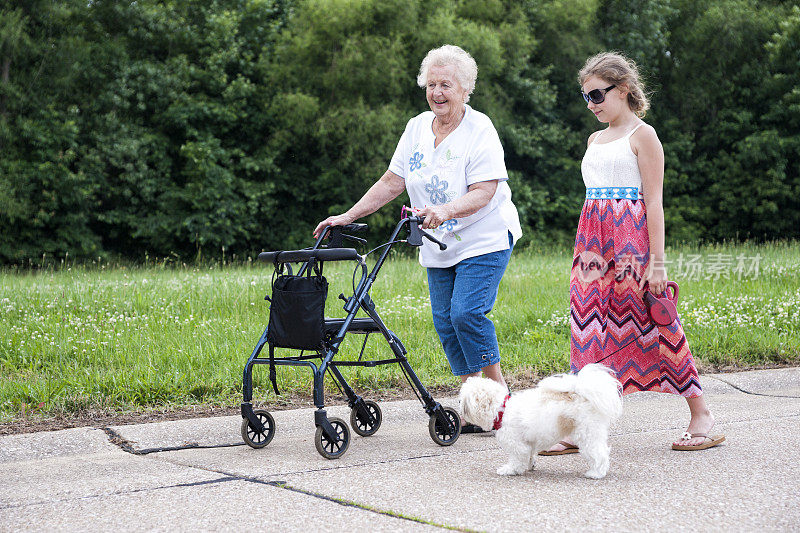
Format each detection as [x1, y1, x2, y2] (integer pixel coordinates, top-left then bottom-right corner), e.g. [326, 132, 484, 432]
[493, 394, 511, 430]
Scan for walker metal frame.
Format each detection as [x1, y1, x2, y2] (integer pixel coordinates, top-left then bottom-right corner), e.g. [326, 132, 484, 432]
[240, 216, 462, 459]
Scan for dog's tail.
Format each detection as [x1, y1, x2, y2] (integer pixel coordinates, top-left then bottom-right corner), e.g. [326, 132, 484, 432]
[539, 364, 623, 420]
[575, 364, 623, 420]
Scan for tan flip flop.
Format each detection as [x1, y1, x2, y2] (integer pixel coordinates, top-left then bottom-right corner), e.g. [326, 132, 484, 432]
[671, 432, 726, 451]
[539, 441, 580, 456]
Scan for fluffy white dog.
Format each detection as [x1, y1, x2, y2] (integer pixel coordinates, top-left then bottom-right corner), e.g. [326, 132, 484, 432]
[458, 364, 623, 479]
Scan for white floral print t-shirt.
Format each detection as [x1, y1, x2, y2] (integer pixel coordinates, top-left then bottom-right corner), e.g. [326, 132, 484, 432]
[389, 104, 522, 268]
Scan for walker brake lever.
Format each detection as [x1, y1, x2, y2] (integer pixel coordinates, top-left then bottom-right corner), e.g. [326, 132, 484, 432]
[342, 234, 367, 245]
[420, 229, 447, 250]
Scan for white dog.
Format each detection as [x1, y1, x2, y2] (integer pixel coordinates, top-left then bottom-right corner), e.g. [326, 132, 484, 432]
[458, 364, 623, 479]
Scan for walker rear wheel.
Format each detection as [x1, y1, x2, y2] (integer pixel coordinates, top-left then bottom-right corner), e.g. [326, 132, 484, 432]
[350, 400, 382, 437]
[428, 406, 461, 446]
[241, 410, 276, 449]
[314, 417, 350, 459]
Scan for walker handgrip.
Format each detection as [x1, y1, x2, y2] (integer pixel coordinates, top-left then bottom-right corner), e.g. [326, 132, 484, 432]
[406, 216, 424, 246]
[258, 248, 361, 263]
[421, 230, 447, 251]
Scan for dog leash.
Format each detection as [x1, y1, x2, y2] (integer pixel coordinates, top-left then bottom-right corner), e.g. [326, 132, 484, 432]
[593, 282, 681, 364]
[593, 324, 656, 364]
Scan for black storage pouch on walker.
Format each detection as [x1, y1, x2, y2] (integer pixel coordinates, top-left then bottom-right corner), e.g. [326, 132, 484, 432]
[267, 265, 328, 351]
[266, 263, 328, 395]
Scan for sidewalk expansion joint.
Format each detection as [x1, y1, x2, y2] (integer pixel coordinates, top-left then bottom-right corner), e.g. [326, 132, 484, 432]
[0, 477, 239, 511]
[704, 376, 800, 398]
[230, 447, 495, 478]
[127, 458, 479, 532]
[148, 446, 495, 483]
[251, 478, 475, 532]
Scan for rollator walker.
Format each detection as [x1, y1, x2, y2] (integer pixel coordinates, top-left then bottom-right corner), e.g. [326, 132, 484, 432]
[240, 214, 462, 459]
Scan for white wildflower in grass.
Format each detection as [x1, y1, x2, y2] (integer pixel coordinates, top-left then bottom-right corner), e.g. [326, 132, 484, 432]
[542, 310, 570, 329]
[681, 291, 799, 335]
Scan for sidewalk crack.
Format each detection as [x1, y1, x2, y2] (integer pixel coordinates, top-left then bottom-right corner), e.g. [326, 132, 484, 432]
[100, 427, 245, 455]
[101, 427, 142, 455]
[704, 376, 800, 398]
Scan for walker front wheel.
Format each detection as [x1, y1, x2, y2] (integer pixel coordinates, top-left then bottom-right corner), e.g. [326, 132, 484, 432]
[314, 417, 350, 459]
[429, 406, 461, 446]
[241, 410, 276, 449]
[350, 400, 382, 437]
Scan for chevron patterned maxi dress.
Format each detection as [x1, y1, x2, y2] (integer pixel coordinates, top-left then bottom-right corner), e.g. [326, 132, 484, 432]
[570, 124, 701, 397]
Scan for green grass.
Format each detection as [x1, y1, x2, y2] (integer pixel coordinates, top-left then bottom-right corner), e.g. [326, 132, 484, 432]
[1, 241, 799, 423]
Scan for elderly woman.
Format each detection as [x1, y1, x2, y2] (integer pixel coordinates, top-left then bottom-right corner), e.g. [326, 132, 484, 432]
[314, 45, 521, 429]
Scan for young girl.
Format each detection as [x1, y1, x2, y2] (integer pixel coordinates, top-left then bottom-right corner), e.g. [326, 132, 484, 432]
[545, 52, 724, 454]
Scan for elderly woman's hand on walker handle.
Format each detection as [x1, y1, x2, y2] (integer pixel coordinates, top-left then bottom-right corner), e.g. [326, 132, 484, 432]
[313, 213, 356, 239]
[417, 205, 455, 230]
[417, 180, 499, 230]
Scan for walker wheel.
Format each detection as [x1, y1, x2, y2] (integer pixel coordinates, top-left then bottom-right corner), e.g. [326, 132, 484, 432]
[350, 400, 382, 437]
[314, 417, 350, 459]
[241, 410, 276, 449]
[428, 406, 461, 446]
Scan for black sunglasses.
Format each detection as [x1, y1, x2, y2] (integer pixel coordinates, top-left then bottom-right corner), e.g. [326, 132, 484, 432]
[582, 85, 616, 104]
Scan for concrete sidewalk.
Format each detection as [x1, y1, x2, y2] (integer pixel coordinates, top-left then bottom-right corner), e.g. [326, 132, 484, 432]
[1, 367, 799, 532]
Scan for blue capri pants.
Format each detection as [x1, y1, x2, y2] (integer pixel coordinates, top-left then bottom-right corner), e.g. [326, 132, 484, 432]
[426, 233, 514, 376]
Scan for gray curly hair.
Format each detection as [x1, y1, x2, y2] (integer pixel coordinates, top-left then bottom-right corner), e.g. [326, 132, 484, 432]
[416, 45, 478, 103]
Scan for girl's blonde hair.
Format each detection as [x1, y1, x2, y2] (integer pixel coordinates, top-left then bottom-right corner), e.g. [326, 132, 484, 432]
[579, 52, 649, 118]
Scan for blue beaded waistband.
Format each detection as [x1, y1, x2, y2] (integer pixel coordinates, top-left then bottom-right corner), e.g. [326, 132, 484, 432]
[585, 187, 643, 200]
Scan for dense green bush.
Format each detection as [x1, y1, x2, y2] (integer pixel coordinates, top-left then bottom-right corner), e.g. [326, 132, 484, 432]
[1, 0, 797, 264]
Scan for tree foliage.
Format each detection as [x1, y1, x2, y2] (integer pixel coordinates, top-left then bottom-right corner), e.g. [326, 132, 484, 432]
[0, 0, 796, 263]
